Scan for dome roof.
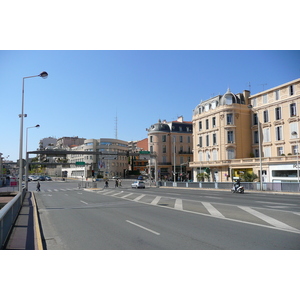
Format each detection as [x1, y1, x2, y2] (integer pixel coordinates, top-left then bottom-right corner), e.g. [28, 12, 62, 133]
[148, 121, 170, 133]
[220, 88, 240, 105]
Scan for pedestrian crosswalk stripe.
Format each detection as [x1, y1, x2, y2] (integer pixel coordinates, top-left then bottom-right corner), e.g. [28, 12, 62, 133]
[122, 193, 133, 198]
[174, 199, 183, 210]
[134, 194, 145, 201]
[202, 202, 225, 218]
[238, 206, 297, 231]
[151, 196, 161, 205]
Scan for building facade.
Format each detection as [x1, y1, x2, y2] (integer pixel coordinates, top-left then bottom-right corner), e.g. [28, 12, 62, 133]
[190, 78, 300, 183]
[63, 138, 129, 179]
[147, 116, 193, 181]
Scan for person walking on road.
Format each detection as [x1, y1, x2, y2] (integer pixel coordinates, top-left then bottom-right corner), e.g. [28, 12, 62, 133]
[115, 179, 119, 188]
[36, 181, 40, 192]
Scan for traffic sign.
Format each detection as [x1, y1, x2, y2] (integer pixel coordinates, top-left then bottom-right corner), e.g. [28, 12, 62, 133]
[76, 162, 85, 165]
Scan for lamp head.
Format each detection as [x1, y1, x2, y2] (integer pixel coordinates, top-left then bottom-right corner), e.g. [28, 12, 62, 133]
[36, 124, 40, 128]
[39, 71, 48, 79]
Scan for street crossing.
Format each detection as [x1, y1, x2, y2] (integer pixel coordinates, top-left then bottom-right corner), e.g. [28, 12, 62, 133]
[89, 188, 300, 234]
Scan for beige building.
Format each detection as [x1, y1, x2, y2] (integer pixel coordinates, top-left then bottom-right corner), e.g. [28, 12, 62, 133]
[190, 78, 300, 183]
[147, 116, 193, 181]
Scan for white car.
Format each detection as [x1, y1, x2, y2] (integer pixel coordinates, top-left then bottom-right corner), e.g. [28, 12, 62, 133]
[131, 181, 145, 189]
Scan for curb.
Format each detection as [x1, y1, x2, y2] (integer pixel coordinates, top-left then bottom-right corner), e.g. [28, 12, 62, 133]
[31, 192, 43, 250]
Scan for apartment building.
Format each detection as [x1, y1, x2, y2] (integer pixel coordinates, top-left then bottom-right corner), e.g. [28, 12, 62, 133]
[190, 78, 300, 183]
[63, 138, 129, 178]
[248, 78, 300, 182]
[147, 116, 193, 181]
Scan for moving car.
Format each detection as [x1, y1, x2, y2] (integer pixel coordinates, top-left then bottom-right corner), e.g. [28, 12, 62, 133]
[131, 180, 145, 189]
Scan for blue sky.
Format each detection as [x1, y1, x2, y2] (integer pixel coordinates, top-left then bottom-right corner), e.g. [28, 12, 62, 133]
[1, 50, 299, 161]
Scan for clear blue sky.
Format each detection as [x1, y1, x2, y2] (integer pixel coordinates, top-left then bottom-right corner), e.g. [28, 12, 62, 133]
[0, 50, 299, 161]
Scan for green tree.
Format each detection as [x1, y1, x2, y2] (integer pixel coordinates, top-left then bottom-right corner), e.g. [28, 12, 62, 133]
[240, 171, 258, 182]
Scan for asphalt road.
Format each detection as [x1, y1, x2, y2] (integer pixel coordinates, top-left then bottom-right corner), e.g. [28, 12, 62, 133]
[31, 180, 300, 250]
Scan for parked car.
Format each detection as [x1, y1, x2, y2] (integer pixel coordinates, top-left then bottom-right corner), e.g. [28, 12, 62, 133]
[137, 175, 144, 180]
[39, 176, 46, 181]
[131, 180, 145, 189]
[29, 175, 39, 181]
[112, 176, 121, 179]
[45, 176, 52, 181]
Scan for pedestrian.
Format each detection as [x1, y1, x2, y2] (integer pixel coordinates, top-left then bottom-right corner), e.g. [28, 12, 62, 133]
[105, 180, 108, 188]
[36, 181, 40, 192]
[118, 179, 122, 187]
[115, 179, 119, 188]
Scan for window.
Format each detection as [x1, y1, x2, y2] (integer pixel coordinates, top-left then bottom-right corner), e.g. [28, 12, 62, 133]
[292, 145, 299, 155]
[263, 128, 270, 142]
[206, 150, 210, 161]
[227, 113, 233, 125]
[150, 145, 153, 153]
[227, 148, 235, 159]
[162, 135, 166, 142]
[150, 136, 153, 142]
[252, 97, 257, 107]
[277, 146, 284, 156]
[213, 133, 217, 145]
[179, 126, 183, 132]
[206, 134, 209, 147]
[206, 119, 209, 130]
[187, 136, 190, 143]
[263, 110, 269, 123]
[212, 149, 218, 160]
[275, 107, 281, 120]
[163, 146, 166, 153]
[198, 121, 202, 131]
[275, 126, 283, 141]
[290, 103, 297, 117]
[227, 131, 234, 143]
[264, 146, 271, 157]
[212, 117, 216, 128]
[199, 136, 202, 147]
[275, 90, 280, 100]
[254, 131, 259, 144]
[180, 136, 183, 143]
[262, 94, 268, 104]
[290, 85, 294, 96]
[253, 113, 258, 125]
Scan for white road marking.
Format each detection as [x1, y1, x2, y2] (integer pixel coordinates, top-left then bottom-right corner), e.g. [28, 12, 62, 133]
[80, 201, 88, 205]
[255, 201, 296, 206]
[239, 206, 298, 231]
[122, 193, 133, 198]
[174, 198, 183, 210]
[126, 220, 160, 235]
[202, 202, 225, 218]
[54, 189, 59, 192]
[112, 191, 124, 196]
[134, 194, 146, 201]
[151, 196, 161, 205]
[293, 212, 300, 216]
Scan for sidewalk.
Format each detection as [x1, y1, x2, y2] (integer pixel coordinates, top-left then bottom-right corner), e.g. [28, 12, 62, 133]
[4, 192, 42, 250]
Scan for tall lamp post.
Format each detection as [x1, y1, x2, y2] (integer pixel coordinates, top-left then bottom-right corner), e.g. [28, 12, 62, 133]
[25, 124, 40, 190]
[291, 131, 299, 185]
[18, 71, 48, 194]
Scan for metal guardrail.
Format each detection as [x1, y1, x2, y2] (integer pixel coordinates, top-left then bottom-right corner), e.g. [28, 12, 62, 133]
[160, 181, 300, 193]
[0, 189, 25, 249]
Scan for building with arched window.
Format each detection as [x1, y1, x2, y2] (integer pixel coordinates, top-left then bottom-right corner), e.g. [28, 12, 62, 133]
[191, 89, 252, 182]
[191, 78, 300, 183]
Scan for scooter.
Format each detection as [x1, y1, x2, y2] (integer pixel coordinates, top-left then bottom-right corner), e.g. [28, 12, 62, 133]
[231, 185, 244, 193]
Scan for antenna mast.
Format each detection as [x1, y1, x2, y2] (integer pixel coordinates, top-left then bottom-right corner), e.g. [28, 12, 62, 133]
[115, 113, 118, 139]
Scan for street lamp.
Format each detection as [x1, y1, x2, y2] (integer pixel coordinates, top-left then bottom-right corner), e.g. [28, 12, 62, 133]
[18, 72, 48, 194]
[25, 124, 40, 190]
[291, 131, 299, 184]
[248, 105, 263, 191]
